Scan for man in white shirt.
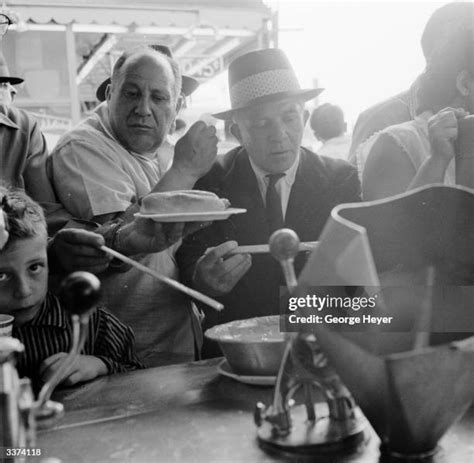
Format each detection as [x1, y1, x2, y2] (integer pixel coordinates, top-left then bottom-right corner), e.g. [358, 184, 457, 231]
[49, 46, 218, 366]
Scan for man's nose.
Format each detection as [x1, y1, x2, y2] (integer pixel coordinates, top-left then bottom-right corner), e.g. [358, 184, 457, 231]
[13, 276, 33, 299]
[268, 119, 286, 142]
[135, 95, 152, 116]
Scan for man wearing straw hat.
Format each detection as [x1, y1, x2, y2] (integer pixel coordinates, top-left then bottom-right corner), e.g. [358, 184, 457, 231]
[177, 48, 360, 356]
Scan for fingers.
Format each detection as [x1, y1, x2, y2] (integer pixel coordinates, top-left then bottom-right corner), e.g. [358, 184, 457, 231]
[204, 240, 240, 260]
[39, 352, 67, 375]
[194, 241, 252, 295]
[438, 107, 468, 120]
[185, 120, 207, 138]
[56, 228, 106, 248]
[61, 369, 82, 386]
[39, 352, 69, 382]
[218, 253, 252, 281]
[429, 110, 460, 140]
[49, 229, 112, 273]
[173, 121, 218, 178]
[186, 120, 217, 140]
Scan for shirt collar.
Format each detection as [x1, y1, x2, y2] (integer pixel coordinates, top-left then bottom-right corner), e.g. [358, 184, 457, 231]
[248, 149, 300, 187]
[28, 293, 68, 329]
[0, 111, 19, 130]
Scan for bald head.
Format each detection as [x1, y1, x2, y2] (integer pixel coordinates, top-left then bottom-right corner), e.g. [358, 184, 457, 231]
[111, 47, 181, 102]
[106, 47, 183, 155]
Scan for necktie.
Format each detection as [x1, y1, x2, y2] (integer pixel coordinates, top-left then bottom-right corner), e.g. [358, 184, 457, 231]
[265, 173, 285, 234]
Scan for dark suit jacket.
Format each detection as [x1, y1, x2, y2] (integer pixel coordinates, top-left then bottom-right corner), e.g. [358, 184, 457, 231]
[176, 146, 360, 354]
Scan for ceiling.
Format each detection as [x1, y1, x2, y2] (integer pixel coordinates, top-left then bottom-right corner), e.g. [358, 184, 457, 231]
[3, 1, 274, 103]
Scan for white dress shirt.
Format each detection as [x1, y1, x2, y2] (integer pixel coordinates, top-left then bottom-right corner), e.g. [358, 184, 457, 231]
[248, 151, 300, 219]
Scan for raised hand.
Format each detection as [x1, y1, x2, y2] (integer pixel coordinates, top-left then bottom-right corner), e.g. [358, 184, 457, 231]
[428, 107, 468, 162]
[171, 121, 218, 181]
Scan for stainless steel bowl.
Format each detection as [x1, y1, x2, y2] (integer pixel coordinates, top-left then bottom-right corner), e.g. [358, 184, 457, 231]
[205, 315, 286, 376]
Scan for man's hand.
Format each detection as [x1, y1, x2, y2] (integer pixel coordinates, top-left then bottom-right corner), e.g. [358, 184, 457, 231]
[117, 218, 211, 256]
[48, 229, 112, 274]
[168, 121, 218, 183]
[40, 353, 107, 386]
[428, 107, 468, 162]
[193, 241, 252, 297]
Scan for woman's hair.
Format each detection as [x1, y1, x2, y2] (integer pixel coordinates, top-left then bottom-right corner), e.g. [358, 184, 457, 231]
[420, 2, 474, 60]
[417, 25, 474, 114]
[0, 187, 46, 249]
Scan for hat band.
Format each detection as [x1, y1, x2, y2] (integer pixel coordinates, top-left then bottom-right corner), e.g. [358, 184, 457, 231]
[230, 69, 300, 109]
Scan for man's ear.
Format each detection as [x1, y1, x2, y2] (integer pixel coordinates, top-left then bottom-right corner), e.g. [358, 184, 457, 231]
[303, 109, 310, 126]
[105, 83, 112, 101]
[175, 95, 183, 114]
[456, 70, 473, 97]
[230, 122, 242, 143]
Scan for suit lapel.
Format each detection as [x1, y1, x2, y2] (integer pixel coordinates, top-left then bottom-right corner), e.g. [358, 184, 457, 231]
[285, 150, 326, 241]
[223, 149, 269, 245]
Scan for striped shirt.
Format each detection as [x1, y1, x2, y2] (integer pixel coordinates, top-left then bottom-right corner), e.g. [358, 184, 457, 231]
[13, 292, 144, 388]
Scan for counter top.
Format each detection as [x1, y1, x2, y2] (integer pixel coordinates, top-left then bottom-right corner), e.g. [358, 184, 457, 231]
[37, 358, 474, 463]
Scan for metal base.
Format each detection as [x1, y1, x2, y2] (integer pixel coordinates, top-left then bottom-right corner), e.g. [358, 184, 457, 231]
[257, 403, 367, 459]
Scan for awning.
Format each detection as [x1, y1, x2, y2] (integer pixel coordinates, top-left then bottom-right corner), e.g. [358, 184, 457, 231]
[6, 0, 271, 31]
[5, 1, 275, 123]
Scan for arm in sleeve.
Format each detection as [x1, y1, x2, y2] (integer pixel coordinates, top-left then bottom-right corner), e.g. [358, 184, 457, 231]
[92, 307, 145, 374]
[21, 119, 73, 234]
[49, 140, 137, 220]
[362, 133, 416, 201]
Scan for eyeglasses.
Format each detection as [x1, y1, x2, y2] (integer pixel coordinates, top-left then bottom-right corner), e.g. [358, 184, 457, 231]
[0, 14, 11, 37]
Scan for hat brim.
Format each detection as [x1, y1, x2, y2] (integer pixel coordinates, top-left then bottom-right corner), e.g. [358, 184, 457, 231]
[182, 75, 199, 97]
[96, 74, 200, 102]
[0, 76, 24, 85]
[96, 77, 110, 102]
[212, 88, 324, 120]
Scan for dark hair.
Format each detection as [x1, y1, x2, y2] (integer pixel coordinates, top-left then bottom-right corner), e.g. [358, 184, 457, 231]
[421, 2, 474, 60]
[0, 187, 46, 249]
[310, 103, 346, 141]
[417, 26, 474, 114]
[111, 46, 182, 101]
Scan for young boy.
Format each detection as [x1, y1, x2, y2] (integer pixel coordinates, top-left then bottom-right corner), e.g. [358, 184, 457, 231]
[0, 188, 143, 388]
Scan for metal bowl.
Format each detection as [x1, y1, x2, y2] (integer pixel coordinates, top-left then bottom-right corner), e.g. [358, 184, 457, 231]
[205, 315, 286, 376]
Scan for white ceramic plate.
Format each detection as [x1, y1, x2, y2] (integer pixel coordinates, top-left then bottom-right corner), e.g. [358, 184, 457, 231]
[134, 208, 246, 223]
[217, 359, 276, 386]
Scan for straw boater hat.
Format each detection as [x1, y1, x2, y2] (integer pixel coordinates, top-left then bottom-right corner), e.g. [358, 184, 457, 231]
[213, 48, 324, 120]
[96, 44, 199, 102]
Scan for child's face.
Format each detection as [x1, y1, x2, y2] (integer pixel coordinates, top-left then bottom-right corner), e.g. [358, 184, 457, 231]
[0, 235, 48, 326]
